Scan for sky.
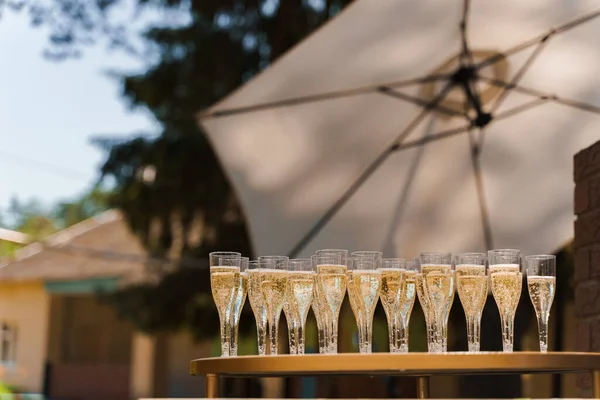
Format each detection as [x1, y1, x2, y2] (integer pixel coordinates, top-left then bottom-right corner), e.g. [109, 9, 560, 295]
[0, 10, 160, 218]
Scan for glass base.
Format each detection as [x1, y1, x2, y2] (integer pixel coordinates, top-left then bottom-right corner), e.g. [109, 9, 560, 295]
[502, 341, 514, 353]
[359, 343, 372, 354]
[467, 342, 480, 353]
[391, 344, 409, 353]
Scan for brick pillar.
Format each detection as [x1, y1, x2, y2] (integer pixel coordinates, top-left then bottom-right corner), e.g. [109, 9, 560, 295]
[574, 141, 600, 396]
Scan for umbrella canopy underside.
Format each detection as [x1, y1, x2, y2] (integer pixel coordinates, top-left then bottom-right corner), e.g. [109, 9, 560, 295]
[201, 0, 600, 258]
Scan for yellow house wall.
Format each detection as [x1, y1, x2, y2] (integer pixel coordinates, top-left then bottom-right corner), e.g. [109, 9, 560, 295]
[0, 282, 49, 393]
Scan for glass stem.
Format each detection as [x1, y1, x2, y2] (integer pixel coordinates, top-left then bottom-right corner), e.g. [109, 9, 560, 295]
[297, 325, 305, 354]
[231, 322, 239, 356]
[287, 321, 296, 355]
[365, 315, 374, 353]
[317, 323, 324, 353]
[356, 314, 364, 352]
[269, 315, 279, 355]
[256, 319, 267, 356]
[466, 314, 480, 352]
[330, 314, 339, 354]
[398, 314, 409, 353]
[426, 317, 434, 353]
[501, 314, 515, 353]
[538, 313, 549, 352]
[220, 313, 230, 357]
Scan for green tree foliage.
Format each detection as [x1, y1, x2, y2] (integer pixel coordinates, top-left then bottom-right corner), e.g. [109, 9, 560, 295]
[4, 0, 353, 338]
[53, 186, 112, 228]
[0, 198, 57, 256]
[0, 188, 111, 256]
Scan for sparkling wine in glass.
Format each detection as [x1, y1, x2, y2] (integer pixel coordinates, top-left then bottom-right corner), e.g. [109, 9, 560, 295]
[348, 252, 382, 353]
[283, 258, 314, 354]
[315, 249, 348, 354]
[455, 253, 487, 352]
[399, 260, 417, 352]
[283, 294, 298, 354]
[311, 255, 326, 353]
[209, 251, 241, 357]
[489, 249, 522, 353]
[526, 255, 556, 353]
[414, 258, 434, 352]
[420, 252, 453, 353]
[379, 258, 406, 352]
[230, 257, 248, 356]
[259, 256, 289, 355]
[248, 260, 267, 355]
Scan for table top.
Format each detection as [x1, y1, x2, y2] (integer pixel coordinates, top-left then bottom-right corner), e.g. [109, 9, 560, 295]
[190, 352, 600, 377]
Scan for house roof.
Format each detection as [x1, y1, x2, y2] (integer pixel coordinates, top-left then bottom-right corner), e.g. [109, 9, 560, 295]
[0, 210, 150, 283]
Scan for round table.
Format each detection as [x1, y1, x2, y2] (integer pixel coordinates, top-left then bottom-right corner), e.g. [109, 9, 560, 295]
[190, 351, 600, 398]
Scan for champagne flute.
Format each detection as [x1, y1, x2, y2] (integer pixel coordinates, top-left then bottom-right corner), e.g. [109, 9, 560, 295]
[284, 258, 314, 354]
[209, 251, 241, 357]
[311, 255, 326, 353]
[379, 258, 406, 353]
[489, 249, 522, 353]
[258, 255, 289, 355]
[283, 291, 298, 354]
[414, 257, 434, 352]
[455, 253, 487, 352]
[488, 249, 521, 273]
[248, 260, 267, 355]
[348, 252, 382, 353]
[526, 255, 556, 353]
[230, 256, 249, 356]
[399, 260, 417, 352]
[314, 249, 348, 354]
[420, 252, 453, 353]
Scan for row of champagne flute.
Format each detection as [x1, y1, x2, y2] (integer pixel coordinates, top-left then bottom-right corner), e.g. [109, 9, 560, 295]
[209, 248, 555, 356]
[417, 249, 556, 354]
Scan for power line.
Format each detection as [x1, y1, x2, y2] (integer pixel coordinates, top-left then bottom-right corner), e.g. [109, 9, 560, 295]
[0, 150, 92, 182]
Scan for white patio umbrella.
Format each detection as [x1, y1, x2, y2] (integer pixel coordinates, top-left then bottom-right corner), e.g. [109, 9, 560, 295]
[199, 0, 600, 259]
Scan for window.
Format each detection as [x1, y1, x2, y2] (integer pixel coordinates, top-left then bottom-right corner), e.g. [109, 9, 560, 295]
[0, 322, 17, 364]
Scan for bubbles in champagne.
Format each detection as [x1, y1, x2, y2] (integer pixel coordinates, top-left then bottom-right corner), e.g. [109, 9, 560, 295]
[456, 264, 486, 277]
[316, 265, 347, 315]
[457, 274, 488, 316]
[260, 269, 289, 321]
[349, 270, 381, 318]
[284, 272, 314, 325]
[399, 271, 416, 318]
[232, 272, 248, 324]
[527, 276, 555, 319]
[379, 268, 404, 318]
[415, 273, 433, 321]
[491, 272, 522, 317]
[248, 270, 266, 319]
[426, 272, 454, 316]
[210, 266, 240, 317]
[489, 264, 520, 274]
[347, 271, 362, 321]
[422, 264, 452, 275]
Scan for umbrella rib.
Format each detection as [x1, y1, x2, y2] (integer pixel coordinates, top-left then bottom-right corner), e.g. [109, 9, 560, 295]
[476, 8, 600, 70]
[392, 125, 472, 152]
[378, 87, 466, 117]
[468, 129, 494, 250]
[480, 75, 600, 116]
[392, 98, 549, 152]
[287, 82, 455, 257]
[459, 0, 473, 65]
[493, 97, 550, 120]
[198, 74, 450, 120]
[489, 39, 549, 114]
